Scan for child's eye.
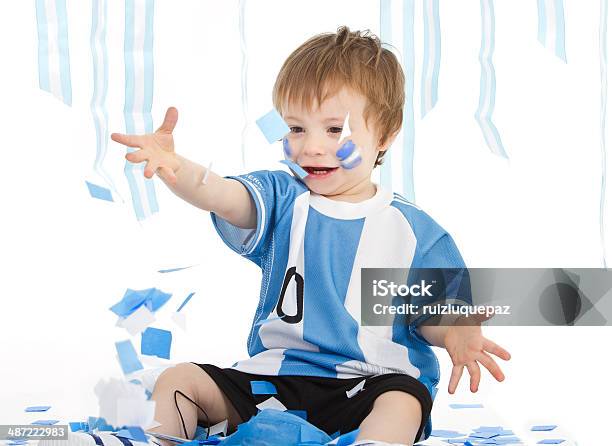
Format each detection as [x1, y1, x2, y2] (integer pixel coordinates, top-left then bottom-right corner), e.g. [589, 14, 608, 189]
[329, 127, 343, 134]
[290, 126, 304, 134]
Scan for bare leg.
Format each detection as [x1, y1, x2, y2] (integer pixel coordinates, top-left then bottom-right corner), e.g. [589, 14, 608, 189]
[355, 391, 422, 445]
[147, 363, 242, 446]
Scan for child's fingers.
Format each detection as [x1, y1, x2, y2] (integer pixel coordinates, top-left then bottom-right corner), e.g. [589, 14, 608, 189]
[477, 351, 505, 382]
[448, 364, 463, 394]
[125, 149, 149, 164]
[483, 339, 511, 361]
[156, 106, 178, 134]
[111, 132, 143, 148]
[466, 361, 480, 392]
[143, 160, 161, 178]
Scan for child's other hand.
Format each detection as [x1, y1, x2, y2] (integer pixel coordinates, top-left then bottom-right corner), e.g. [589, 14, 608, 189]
[443, 312, 511, 394]
[111, 106, 181, 185]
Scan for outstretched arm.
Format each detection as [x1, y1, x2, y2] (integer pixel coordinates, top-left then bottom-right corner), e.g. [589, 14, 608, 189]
[111, 107, 256, 229]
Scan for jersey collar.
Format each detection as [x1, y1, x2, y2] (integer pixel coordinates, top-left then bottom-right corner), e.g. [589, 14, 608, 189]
[308, 183, 393, 219]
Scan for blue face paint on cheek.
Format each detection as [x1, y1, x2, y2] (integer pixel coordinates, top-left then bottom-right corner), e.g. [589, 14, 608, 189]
[282, 137, 292, 158]
[336, 140, 355, 160]
[336, 140, 363, 169]
[341, 151, 362, 169]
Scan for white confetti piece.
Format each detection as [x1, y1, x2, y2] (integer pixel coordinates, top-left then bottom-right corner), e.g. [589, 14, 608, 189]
[338, 112, 351, 142]
[255, 397, 287, 412]
[345, 379, 366, 398]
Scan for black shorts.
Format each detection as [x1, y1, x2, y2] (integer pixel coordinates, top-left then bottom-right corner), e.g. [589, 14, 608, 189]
[191, 362, 433, 442]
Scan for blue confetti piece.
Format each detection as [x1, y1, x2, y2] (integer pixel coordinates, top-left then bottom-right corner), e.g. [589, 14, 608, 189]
[279, 159, 308, 179]
[68, 422, 87, 432]
[115, 340, 144, 374]
[491, 429, 514, 436]
[114, 427, 148, 443]
[449, 403, 484, 409]
[537, 441, 565, 445]
[86, 181, 113, 202]
[145, 288, 172, 312]
[486, 437, 522, 444]
[31, 420, 59, 425]
[531, 425, 557, 432]
[141, 327, 172, 359]
[335, 429, 360, 446]
[430, 429, 466, 438]
[158, 265, 194, 273]
[110, 289, 149, 317]
[256, 109, 290, 143]
[110, 288, 172, 317]
[87, 416, 114, 432]
[25, 406, 50, 412]
[176, 292, 195, 312]
[286, 410, 307, 420]
[250, 380, 277, 395]
[470, 431, 500, 439]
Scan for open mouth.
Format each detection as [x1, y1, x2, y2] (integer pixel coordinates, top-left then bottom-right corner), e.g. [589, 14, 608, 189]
[302, 166, 339, 178]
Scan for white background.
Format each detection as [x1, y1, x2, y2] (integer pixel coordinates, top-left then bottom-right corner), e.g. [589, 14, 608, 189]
[0, 1, 611, 445]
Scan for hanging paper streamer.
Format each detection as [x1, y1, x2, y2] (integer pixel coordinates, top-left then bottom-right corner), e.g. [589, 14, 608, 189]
[475, 0, 508, 158]
[537, 0, 567, 62]
[123, 0, 159, 221]
[239, 0, 248, 167]
[402, 0, 416, 202]
[421, 0, 441, 118]
[35, 0, 72, 105]
[599, 0, 609, 268]
[90, 0, 122, 201]
[379, 0, 393, 190]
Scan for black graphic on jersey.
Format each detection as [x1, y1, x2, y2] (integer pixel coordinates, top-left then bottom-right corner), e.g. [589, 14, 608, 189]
[276, 266, 304, 324]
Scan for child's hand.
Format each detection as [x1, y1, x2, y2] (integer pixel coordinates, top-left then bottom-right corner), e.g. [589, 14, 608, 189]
[443, 312, 511, 394]
[111, 106, 181, 185]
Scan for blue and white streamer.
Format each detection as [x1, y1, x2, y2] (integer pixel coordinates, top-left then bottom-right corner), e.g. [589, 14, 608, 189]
[421, 0, 441, 118]
[35, 0, 72, 106]
[239, 0, 249, 168]
[402, 0, 416, 201]
[537, 0, 567, 62]
[475, 0, 508, 158]
[599, 0, 609, 268]
[90, 0, 122, 201]
[379, 0, 393, 190]
[123, 0, 159, 221]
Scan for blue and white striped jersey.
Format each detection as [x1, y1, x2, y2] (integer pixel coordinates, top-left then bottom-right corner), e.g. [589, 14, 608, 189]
[211, 169, 470, 441]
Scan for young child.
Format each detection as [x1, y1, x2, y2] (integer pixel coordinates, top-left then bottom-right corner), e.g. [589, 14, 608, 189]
[110, 26, 511, 446]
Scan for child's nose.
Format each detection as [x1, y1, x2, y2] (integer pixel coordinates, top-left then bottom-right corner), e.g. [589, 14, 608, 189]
[301, 133, 329, 157]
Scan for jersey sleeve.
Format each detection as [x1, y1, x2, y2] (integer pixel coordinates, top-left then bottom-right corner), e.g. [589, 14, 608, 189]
[210, 169, 306, 265]
[408, 232, 473, 346]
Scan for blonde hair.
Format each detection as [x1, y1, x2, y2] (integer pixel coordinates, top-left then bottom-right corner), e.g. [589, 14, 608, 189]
[272, 26, 404, 167]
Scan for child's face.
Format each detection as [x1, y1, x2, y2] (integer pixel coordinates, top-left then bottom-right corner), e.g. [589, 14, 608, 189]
[282, 87, 384, 196]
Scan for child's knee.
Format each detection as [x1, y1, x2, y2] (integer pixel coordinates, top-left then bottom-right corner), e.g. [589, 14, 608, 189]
[153, 362, 202, 394]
